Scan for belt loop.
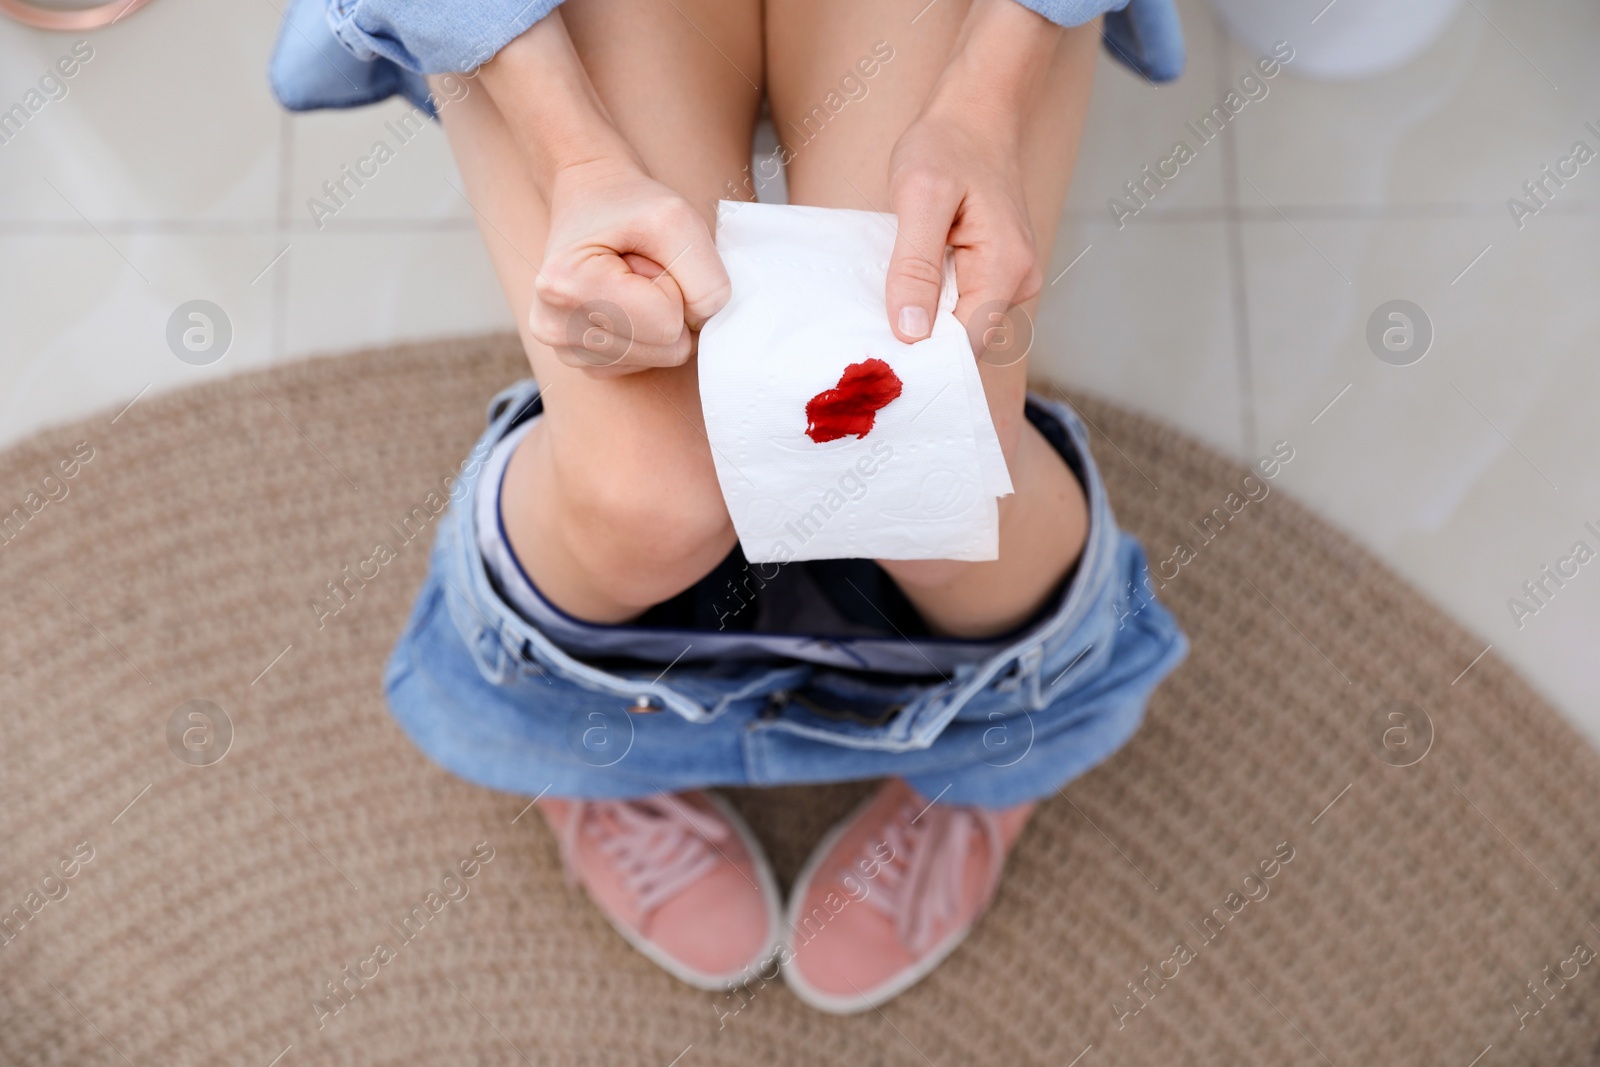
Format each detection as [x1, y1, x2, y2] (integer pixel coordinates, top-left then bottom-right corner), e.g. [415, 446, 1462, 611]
[470, 623, 516, 686]
[1015, 645, 1046, 709]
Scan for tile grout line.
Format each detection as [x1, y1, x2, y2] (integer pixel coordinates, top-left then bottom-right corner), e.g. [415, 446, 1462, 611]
[1071, 200, 1600, 224]
[272, 110, 294, 362]
[0, 219, 484, 235]
[9, 199, 1600, 238]
[3, 202, 1596, 238]
[276, 110, 294, 243]
[1215, 18, 1258, 459]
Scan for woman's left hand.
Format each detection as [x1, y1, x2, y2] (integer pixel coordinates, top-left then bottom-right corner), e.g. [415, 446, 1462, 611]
[884, 0, 1062, 356]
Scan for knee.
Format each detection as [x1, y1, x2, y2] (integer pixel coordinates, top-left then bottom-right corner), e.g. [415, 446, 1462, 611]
[557, 444, 736, 610]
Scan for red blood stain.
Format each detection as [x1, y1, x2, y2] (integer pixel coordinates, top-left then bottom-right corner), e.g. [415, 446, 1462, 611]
[805, 358, 904, 443]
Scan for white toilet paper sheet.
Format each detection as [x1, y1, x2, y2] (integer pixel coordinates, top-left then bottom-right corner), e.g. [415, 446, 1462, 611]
[697, 201, 1012, 564]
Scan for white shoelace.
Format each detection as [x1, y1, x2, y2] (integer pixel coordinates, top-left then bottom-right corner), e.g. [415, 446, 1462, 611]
[557, 797, 731, 915]
[858, 801, 1006, 955]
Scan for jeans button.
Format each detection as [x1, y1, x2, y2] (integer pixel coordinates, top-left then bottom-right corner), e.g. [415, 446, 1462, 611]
[759, 690, 787, 721]
[629, 695, 661, 714]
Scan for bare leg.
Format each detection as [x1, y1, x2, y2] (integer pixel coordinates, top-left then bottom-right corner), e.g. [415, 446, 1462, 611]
[766, 2, 1097, 637]
[434, 0, 761, 623]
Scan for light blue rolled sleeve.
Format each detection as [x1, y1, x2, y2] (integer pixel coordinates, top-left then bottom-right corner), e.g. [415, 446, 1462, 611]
[1098, 0, 1185, 81]
[992, 0, 1186, 81]
[323, 0, 562, 74]
[1012, 0, 1131, 23]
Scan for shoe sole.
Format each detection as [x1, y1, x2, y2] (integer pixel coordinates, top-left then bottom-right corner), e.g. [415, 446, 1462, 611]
[585, 791, 785, 992]
[778, 788, 980, 1015]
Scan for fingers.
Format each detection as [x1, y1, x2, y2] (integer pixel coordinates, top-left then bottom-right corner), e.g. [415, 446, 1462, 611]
[951, 227, 1042, 360]
[531, 196, 729, 374]
[531, 252, 693, 371]
[889, 179, 1042, 358]
[887, 169, 962, 343]
[625, 202, 731, 329]
[539, 303, 693, 372]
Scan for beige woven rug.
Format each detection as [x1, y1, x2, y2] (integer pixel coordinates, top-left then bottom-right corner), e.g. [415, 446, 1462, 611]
[2, 334, 1598, 1066]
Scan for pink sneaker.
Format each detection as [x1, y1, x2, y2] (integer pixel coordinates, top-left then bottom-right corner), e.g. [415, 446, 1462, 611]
[781, 780, 1033, 1013]
[542, 791, 782, 989]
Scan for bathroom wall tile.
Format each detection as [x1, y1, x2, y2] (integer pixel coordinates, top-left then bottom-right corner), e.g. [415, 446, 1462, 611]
[286, 100, 473, 230]
[1036, 217, 1246, 460]
[1241, 214, 1600, 741]
[1065, 0, 1232, 222]
[0, 0, 282, 223]
[0, 232, 280, 445]
[283, 228, 512, 360]
[1228, 0, 1600, 211]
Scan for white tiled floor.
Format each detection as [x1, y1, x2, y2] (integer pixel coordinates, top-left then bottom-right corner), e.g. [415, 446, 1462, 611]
[2, 0, 1597, 744]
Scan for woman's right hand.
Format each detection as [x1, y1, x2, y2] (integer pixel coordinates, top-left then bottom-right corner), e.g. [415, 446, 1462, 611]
[531, 157, 730, 376]
[478, 10, 730, 377]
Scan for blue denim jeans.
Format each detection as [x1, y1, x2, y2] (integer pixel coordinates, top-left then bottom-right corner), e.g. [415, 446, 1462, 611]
[383, 380, 1186, 809]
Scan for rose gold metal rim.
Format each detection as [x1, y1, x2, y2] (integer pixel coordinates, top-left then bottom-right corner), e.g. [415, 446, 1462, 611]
[0, 0, 151, 30]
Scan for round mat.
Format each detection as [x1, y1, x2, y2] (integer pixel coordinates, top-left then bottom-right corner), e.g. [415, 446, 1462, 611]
[2, 334, 1597, 1066]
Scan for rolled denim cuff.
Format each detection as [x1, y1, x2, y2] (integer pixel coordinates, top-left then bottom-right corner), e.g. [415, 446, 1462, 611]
[326, 0, 564, 74]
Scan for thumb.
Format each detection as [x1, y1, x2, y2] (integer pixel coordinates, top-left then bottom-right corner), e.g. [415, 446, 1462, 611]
[621, 251, 662, 279]
[886, 180, 960, 343]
